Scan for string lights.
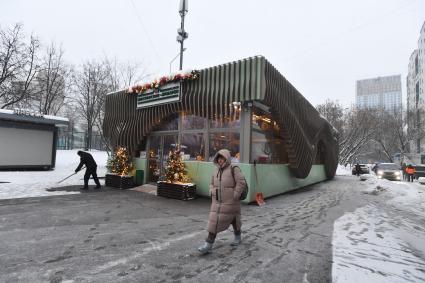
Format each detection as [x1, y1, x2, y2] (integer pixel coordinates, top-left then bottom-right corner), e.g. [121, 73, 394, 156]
[164, 144, 191, 183]
[108, 147, 134, 176]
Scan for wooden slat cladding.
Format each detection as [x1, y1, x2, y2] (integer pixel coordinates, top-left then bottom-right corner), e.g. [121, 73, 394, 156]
[262, 58, 338, 179]
[103, 56, 338, 179]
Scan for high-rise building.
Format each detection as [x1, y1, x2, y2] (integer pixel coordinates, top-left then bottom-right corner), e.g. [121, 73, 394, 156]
[407, 22, 425, 153]
[356, 75, 402, 111]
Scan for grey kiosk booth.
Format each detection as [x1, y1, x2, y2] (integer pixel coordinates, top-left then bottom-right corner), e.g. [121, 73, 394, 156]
[0, 109, 68, 170]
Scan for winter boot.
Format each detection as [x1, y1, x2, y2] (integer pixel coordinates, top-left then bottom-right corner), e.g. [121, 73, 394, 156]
[198, 241, 213, 255]
[230, 234, 241, 246]
[95, 185, 102, 190]
[80, 187, 89, 190]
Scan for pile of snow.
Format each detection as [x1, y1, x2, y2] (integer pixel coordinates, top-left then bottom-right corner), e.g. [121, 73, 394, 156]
[388, 182, 425, 218]
[0, 150, 108, 200]
[336, 165, 352, 176]
[362, 184, 386, 195]
[418, 177, 425, 184]
[359, 174, 373, 181]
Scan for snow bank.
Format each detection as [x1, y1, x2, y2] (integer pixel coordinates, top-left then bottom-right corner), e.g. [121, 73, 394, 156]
[389, 181, 425, 218]
[359, 174, 373, 181]
[336, 165, 352, 176]
[0, 150, 108, 200]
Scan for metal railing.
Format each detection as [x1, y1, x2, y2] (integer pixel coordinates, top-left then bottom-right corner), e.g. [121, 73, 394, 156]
[56, 129, 108, 151]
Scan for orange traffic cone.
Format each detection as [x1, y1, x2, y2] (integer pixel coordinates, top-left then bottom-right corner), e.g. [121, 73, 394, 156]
[255, 192, 266, 206]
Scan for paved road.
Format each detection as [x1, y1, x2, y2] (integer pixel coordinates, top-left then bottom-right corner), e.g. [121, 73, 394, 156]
[0, 176, 378, 283]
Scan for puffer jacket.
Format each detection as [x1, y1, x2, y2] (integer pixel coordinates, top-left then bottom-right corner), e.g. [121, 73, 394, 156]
[207, 149, 246, 234]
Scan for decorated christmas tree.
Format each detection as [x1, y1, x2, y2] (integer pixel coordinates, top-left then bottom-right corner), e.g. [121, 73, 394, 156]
[164, 144, 191, 183]
[107, 147, 134, 176]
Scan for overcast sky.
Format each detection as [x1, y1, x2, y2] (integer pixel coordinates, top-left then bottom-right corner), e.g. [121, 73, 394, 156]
[1, 0, 424, 107]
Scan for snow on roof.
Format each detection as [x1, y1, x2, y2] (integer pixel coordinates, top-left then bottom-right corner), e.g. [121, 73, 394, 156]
[0, 109, 68, 125]
[43, 115, 69, 122]
[0, 109, 14, 115]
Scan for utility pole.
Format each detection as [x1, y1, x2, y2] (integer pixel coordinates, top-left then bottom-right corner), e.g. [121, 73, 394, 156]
[177, 0, 189, 70]
[170, 48, 186, 74]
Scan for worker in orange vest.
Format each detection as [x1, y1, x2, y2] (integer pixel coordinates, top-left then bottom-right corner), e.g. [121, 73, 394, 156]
[405, 164, 415, 182]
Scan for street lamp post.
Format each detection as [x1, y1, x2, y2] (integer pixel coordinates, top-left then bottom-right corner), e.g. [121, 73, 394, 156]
[177, 0, 188, 70]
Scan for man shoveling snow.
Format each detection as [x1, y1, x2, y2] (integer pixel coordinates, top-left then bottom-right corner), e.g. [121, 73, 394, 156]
[75, 151, 101, 190]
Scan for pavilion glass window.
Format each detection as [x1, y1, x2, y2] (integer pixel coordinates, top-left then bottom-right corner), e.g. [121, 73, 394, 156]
[151, 113, 179, 131]
[251, 107, 289, 164]
[210, 104, 241, 129]
[149, 108, 243, 164]
[209, 132, 240, 163]
[182, 112, 207, 130]
[180, 133, 206, 161]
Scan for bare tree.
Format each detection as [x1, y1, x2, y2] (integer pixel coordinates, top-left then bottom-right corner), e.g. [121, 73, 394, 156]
[368, 110, 404, 162]
[104, 57, 148, 91]
[72, 57, 147, 152]
[316, 99, 344, 134]
[119, 60, 148, 88]
[339, 109, 379, 165]
[32, 42, 70, 115]
[0, 23, 40, 109]
[94, 58, 147, 154]
[317, 100, 380, 165]
[73, 60, 112, 150]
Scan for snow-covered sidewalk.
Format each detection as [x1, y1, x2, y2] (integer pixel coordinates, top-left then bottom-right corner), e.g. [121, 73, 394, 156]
[0, 150, 108, 200]
[332, 175, 425, 282]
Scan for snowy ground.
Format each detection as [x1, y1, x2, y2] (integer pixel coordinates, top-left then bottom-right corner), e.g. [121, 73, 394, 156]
[332, 175, 425, 282]
[1, 156, 425, 282]
[0, 150, 108, 200]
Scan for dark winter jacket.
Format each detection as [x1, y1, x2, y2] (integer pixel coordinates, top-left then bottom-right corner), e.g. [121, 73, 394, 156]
[76, 151, 97, 171]
[355, 164, 361, 174]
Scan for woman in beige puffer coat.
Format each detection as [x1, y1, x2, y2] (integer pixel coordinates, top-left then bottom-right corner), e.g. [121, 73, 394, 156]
[198, 149, 246, 254]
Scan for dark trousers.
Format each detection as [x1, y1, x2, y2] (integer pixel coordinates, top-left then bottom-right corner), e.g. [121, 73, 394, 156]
[206, 217, 241, 243]
[408, 174, 414, 182]
[84, 167, 101, 188]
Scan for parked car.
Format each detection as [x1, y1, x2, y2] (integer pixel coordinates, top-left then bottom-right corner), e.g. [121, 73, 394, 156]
[351, 164, 370, 175]
[375, 163, 401, 181]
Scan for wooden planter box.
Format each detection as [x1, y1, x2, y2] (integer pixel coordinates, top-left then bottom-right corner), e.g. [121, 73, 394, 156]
[157, 181, 196, 200]
[105, 173, 135, 189]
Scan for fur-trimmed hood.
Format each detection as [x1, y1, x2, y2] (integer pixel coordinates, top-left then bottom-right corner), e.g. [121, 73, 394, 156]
[213, 149, 232, 168]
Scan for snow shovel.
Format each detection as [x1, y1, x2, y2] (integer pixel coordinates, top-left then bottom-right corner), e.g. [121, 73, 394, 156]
[57, 166, 85, 184]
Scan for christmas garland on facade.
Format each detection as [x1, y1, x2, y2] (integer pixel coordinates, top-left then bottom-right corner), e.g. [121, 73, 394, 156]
[127, 70, 200, 94]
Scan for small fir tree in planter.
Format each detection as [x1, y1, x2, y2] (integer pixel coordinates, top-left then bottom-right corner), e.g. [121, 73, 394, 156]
[105, 147, 135, 189]
[164, 145, 191, 183]
[157, 144, 196, 200]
